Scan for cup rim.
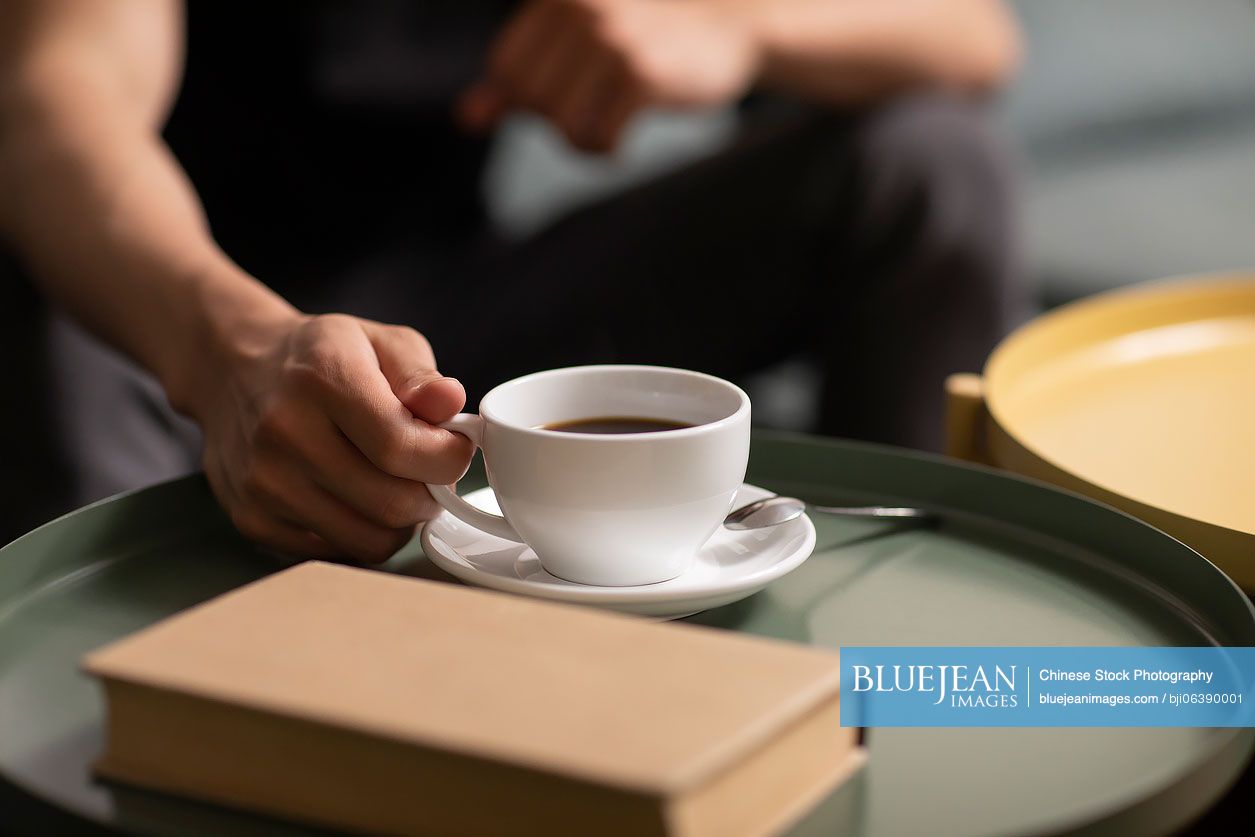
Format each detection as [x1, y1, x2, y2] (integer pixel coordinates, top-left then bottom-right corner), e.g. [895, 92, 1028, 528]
[478, 364, 750, 441]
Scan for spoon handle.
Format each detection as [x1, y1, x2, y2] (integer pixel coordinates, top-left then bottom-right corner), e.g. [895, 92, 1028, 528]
[807, 504, 935, 521]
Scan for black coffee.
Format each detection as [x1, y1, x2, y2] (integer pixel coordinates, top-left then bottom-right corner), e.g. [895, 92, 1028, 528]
[542, 416, 693, 435]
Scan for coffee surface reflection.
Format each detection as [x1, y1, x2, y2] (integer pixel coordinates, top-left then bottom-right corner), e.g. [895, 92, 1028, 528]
[541, 416, 694, 435]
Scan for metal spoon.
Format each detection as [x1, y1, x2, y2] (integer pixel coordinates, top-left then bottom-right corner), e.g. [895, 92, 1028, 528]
[724, 495, 935, 530]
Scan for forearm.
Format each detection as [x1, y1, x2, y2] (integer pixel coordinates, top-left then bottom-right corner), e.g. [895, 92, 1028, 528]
[0, 82, 296, 414]
[729, 0, 1020, 104]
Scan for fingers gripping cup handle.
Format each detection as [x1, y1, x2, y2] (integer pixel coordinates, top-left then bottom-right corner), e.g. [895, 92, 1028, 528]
[426, 414, 524, 542]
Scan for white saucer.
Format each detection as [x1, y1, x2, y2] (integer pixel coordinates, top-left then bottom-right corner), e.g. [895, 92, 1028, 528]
[420, 483, 816, 619]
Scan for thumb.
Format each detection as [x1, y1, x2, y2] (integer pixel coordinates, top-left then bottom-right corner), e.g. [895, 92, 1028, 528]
[401, 374, 467, 426]
[364, 323, 467, 424]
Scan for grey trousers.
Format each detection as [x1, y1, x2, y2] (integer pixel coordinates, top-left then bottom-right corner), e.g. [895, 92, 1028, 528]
[13, 93, 1021, 540]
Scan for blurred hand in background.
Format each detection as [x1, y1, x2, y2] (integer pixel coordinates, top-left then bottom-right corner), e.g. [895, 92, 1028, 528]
[460, 0, 760, 151]
[459, 0, 1018, 152]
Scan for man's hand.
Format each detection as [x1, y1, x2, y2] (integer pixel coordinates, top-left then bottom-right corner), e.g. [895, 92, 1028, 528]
[458, 0, 759, 153]
[0, 2, 473, 563]
[187, 313, 474, 564]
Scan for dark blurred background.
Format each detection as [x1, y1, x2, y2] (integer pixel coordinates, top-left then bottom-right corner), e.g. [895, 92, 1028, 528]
[4, 0, 1255, 544]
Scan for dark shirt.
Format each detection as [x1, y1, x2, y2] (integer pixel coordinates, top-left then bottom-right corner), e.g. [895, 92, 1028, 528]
[163, 1, 515, 302]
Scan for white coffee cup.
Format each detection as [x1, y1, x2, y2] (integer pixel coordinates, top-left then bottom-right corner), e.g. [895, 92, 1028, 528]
[426, 365, 751, 587]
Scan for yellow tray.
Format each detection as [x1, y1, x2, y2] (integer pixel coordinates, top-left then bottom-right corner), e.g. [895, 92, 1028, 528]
[950, 272, 1255, 589]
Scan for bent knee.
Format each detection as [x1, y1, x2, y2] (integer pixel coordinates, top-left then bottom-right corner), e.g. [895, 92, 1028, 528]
[828, 94, 1022, 323]
[849, 93, 1014, 202]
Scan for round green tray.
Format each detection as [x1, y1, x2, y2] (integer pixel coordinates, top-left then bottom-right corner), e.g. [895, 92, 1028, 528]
[1, 432, 1252, 837]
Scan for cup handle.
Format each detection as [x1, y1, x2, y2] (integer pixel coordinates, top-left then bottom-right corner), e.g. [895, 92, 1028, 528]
[425, 413, 524, 542]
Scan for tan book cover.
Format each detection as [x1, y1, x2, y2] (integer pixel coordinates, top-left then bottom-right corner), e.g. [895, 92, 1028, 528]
[83, 561, 864, 836]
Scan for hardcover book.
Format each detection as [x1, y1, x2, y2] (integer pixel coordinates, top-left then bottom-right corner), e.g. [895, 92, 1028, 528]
[84, 561, 863, 836]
